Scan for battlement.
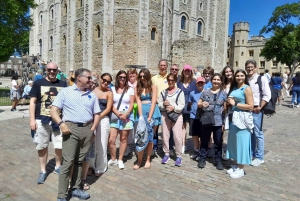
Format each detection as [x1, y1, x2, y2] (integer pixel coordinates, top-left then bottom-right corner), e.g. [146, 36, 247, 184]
[233, 22, 249, 32]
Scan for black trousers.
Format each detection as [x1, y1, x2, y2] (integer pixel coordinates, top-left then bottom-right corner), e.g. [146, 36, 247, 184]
[199, 126, 223, 162]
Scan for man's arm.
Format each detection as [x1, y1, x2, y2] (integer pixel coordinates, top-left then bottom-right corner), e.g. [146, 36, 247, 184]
[29, 97, 37, 130]
[50, 106, 70, 135]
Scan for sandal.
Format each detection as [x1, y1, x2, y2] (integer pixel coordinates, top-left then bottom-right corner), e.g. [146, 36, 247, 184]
[68, 182, 71, 191]
[82, 180, 90, 191]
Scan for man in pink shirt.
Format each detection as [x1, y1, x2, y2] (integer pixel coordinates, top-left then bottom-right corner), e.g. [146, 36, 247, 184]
[245, 59, 271, 167]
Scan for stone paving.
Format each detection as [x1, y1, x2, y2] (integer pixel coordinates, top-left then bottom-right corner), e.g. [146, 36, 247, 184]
[0, 98, 299, 201]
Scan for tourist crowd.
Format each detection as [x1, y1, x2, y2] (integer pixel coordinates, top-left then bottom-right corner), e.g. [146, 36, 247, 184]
[9, 59, 300, 201]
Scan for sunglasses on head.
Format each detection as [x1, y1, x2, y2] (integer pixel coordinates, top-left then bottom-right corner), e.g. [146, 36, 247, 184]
[47, 68, 58, 72]
[102, 78, 111, 84]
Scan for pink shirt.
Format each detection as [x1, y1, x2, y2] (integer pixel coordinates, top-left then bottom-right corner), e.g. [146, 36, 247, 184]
[248, 73, 271, 106]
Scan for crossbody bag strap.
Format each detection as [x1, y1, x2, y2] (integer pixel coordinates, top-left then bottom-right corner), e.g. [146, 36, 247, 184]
[213, 90, 222, 113]
[116, 88, 126, 110]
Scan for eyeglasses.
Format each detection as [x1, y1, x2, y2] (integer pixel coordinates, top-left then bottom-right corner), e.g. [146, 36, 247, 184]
[102, 78, 111, 84]
[171, 68, 179, 71]
[81, 75, 92, 80]
[118, 76, 127, 80]
[246, 66, 255, 69]
[167, 79, 175, 82]
[47, 68, 58, 72]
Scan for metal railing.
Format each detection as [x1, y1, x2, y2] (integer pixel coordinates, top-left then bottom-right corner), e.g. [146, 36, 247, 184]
[0, 91, 30, 106]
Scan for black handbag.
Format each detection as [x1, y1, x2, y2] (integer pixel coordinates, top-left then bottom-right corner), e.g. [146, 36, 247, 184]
[162, 89, 182, 122]
[200, 90, 221, 127]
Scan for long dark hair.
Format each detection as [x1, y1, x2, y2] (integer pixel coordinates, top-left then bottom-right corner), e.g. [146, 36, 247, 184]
[114, 70, 129, 92]
[100, 72, 112, 90]
[228, 69, 249, 96]
[295, 72, 300, 83]
[210, 73, 223, 89]
[136, 68, 152, 97]
[11, 74, 18, 80]
[221, 66, 234, 86]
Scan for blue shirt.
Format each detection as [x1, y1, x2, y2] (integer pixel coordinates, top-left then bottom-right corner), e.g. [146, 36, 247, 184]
[177, 80, 197, 114]
[34, 74, 43, 82]
[204, 81, 212, 90]
[52, 84, 101, 123]
[271, 76, 282, 90]
[22, 85, 32, 96]
[188, 89, 203, 119]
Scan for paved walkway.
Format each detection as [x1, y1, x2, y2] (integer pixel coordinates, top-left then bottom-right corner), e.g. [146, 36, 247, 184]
[0, 98, 299, 201]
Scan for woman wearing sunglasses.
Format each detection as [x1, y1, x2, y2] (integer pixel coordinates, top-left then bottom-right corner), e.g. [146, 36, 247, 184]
[108, 70, 134, 169]
[133, 68, 161, 170]
[158, 73, 185, 166]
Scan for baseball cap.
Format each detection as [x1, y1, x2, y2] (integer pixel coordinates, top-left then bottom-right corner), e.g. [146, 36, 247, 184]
[69, 68, 74, 72]
[183, 65, 192, 71]
[196, 76, 205, 83]
[28, 81, 33, 84]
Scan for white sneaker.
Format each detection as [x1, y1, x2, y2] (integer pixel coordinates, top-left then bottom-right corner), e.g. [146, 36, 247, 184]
[296, 105, 300, 108]
[277, 104, 282, 106]
[107, 159, 118, 166]
[118, 160, 125, 169]
[226, 165, 238, 175]
[124, 146, 131, 157]
[230, 168, 245, 179]
[251, 158, 264, 166]
[196, 155, 200, 161]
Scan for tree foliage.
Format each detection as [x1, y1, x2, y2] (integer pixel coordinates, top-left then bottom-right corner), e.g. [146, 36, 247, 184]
[0, 0, 37, 62]
[260, 2, 300, 75]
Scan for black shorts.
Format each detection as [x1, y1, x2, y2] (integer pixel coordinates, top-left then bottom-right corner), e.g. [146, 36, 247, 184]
[182, 114, 190, 123]
[189, 118, 202, 138]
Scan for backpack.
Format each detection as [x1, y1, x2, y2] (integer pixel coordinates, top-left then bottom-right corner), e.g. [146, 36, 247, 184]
[257, 76, 277, 116]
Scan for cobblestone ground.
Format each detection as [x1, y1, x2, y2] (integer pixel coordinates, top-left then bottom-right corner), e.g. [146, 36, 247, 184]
[0, 99, 299, 201]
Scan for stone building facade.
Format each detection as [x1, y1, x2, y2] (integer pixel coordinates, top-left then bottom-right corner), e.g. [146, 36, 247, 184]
[29, 0, 229, 75]
[227, 22, 296, 75]
[0, 56, 23, 77]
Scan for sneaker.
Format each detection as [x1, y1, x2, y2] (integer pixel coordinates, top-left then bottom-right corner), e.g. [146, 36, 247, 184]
[175, 157, 182, 167]
[277, 104, 282, 106]
[107, 159, 118, 166]
[161, 155, 170, 164]
[230, 168, 245, 179]
[118, 160, 125, 169]
[251, 158, 264, 166]
[37, 172, 47, 184]
[226, 165, 238, 174]
[124, 146, 131, 157]
[57, 198, 67, 201]
[207, 148, 215, 158]
[71, 188, 90, 200]
[11, 108, 17, 112]
[215, 161, 224, 170]
[222, 149, 229, 160]
[54, 166, 61, 174]
[197, 159, 206, 168]
[296, 105, 300, 108]
[190, 151, 199, 159]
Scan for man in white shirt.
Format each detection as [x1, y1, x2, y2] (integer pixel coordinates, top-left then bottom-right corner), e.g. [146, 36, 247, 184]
[263, 69, 271, 83]
[245, 59, 271, 167]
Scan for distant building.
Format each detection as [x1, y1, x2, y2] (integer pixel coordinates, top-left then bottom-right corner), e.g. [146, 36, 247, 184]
[227, 22, 294, 75]
[0, 56, 23, 77]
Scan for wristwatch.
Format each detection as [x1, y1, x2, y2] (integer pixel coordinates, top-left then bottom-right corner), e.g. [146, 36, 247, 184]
[234, 102, 238, 106]
[58, 120, 64, 126]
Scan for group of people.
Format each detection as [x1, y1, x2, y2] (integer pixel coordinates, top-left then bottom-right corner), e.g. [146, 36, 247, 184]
[27, 59, 274, 201]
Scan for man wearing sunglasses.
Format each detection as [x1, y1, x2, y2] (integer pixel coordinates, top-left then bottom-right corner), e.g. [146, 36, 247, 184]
[29, 62, 67, 185]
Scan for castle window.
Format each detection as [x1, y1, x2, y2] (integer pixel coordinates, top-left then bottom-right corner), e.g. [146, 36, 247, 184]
[197, 21, 202, 35]
[241, 52, 244, 56]
[249, 50, 254, 57]
[78, 0, 83, 8]
[227, 51, 229, 58]
[181, 16, 187, 30]
[242, 40, 244, 44]
[63, 35, 66, 45]
[50, 36, 53, 49]
[95, 25, 100, 38]
[260, 61, 265, 68]
[78, 30, 82, 42]
[236, 61, 238, 67]
[39, 39, 42, 55]
[237, 40, 239, 45]
[40, 15, 43, 24]
[199, 3, 203, 11]
[51, 9, 54, 19]
[64, 3, 67, 15]
[183, 0, 187, 4]
[151, 27, 156, 40]
[272, 60, 277, 67]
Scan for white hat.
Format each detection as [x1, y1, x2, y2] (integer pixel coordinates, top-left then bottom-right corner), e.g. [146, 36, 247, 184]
[69, 68, 74, 72]
[28, 81, 33, 84]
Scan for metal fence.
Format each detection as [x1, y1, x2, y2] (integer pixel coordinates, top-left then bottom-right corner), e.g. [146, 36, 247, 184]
[0, 91, 11, 106]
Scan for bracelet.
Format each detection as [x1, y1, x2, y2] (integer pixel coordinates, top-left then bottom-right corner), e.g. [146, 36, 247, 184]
[234, 102, 238, 106]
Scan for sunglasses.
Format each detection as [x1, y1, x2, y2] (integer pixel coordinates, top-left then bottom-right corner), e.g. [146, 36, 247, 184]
[102, 78, 111, 84]
[171, 68, 179, 71]
[81, 75, 92, 80]
[167, 79, 175, 82]
[118, 76, 127, 80]
[139, 75, 145, 78]
[47, 68, 58, 72]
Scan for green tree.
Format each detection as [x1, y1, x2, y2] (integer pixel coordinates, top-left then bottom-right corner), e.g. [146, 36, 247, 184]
[0, 0, 37, 62]
[260, 2, 300, 76]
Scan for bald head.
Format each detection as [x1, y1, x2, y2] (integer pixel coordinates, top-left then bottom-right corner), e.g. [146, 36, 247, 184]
[46, 62, 58, 69]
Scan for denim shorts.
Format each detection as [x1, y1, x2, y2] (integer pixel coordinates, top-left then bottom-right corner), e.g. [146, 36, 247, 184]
[110, 119, 134, 130]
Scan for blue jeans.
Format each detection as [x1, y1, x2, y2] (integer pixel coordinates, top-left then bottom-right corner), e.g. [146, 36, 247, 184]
[291, 88, 300, 105]
[251, 111, 264, 160]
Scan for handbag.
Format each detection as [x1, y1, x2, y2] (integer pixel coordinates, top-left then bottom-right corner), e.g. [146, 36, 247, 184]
[110, 88, 126, 122]
[200, 90, 221, 127]
[163, 89, 182, 122]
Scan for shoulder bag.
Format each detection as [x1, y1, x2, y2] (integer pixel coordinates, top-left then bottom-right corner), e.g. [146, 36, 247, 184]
[162, 89, 182, 122]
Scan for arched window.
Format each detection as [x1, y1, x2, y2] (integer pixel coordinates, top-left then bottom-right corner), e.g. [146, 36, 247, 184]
[236, 61, 238, 67]
[199, 3, 203, 11]
[78, 30, 82, 42]
[64, 3, 67, 15]
[183, 0, 187, 4]
[197, 21, 202, 35]
[96, 25, 100, 38]
[63, 35, 66, 45]
[241, 52, 244, 56]
[50, 36, 53, 49]
[39, 39, 42, 55]
[80, 0, 83, 7]
[151, 27, 156, 40]
[40, 15, 43, 24]
[242, 40, 244, 44]
[181, 16, 186, 30]
[51, 9, 54, 19]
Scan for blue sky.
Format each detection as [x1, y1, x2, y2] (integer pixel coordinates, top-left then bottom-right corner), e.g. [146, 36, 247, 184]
[229, 0, 298, 38]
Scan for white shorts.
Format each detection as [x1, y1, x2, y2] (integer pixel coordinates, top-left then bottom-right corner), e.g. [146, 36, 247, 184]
[33, 119, 62, 150]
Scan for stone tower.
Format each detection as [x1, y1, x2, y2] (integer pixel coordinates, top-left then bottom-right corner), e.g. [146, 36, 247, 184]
[29, 0, 229, 74]
[230, 22, 249, 69]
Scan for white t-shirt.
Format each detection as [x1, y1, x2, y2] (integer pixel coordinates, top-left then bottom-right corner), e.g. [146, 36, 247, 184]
[283, 74, 288, 83]
[11, 80, 18, 90]
[112, 86, 134, 112]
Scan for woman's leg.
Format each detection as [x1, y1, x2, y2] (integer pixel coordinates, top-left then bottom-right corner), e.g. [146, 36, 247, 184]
[118, 130, 129, 161]
[212, 126, 224, 169]
[145, 125, 157, 168]
[108, 128, 118, 160]
[296, 90, 300, 106]
[182, 121, 187, 147]
[172, 115, 183, 157]
[161, 112, 171, 155]
[133, 150, 144, 170]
